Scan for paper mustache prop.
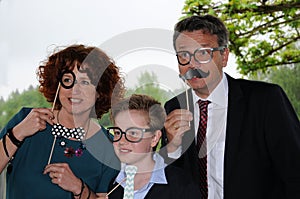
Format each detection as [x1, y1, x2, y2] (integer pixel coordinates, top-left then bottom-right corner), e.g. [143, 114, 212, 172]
[179, 68, 210, 81]
[179, 68, 210, 128]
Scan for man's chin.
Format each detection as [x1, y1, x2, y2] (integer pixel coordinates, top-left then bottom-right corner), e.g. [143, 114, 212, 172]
[189, 81, 209, 91]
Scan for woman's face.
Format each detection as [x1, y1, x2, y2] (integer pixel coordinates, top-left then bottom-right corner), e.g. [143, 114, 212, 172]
[59, 66, 98, 116]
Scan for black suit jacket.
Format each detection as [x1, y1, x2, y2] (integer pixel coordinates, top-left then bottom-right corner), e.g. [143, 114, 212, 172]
[161, 74, 300, 199]
[107, 165, 201, 199]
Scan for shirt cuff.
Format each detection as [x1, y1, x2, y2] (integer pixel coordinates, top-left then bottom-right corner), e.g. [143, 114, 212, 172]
[167, 146, 182, 159]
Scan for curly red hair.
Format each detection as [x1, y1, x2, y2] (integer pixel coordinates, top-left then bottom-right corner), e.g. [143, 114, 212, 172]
[37, 44, 125, 119]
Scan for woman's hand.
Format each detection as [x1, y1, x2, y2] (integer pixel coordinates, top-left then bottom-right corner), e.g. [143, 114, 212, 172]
[43, 163, 81, 194]
[13, 108, 54, 141]
[96, 193, 108, 199]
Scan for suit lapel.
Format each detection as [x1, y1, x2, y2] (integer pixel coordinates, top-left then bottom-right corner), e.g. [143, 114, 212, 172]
[224, 75, 245, 190]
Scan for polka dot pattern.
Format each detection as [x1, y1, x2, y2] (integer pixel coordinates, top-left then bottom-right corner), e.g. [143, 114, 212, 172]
[51, 123, 86, 141]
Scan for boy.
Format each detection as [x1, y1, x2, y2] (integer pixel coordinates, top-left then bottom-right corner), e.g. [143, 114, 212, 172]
[105, 94, 200, 199]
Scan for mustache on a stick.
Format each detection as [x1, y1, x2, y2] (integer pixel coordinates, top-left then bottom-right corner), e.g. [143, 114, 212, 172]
[179, 68, 210, 81]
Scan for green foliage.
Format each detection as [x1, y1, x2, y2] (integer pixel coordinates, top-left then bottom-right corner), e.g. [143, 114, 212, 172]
[126, 71, 172, 151]
[182, 0, 300, 76]
[250, 63, 300, 119]
[126, 71, 176, 104]
[0, 86, 50, 130]
[98, 71, 176, 127]
[97, 112, 112, 127]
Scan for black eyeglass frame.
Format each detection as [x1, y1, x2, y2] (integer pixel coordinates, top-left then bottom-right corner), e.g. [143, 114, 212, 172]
[176, 46, 227, 66]
[107, 127, 155, 143]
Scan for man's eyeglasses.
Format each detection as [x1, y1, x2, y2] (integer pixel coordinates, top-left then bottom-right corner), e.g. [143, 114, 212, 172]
[107, 127, 154, 143]
[176, 46, 226, 66]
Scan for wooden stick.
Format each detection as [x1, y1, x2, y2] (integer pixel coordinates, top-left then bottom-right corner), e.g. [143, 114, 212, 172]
[47, 83, 60, 164]
[47, 136, 56, 164]
[185, 87, 190, 112]
[185, 80, 190, 127]
[106, 177, 127, 196]
[51, 82, 61, 112]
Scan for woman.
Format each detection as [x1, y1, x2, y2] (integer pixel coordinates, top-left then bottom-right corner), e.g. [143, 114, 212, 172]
[0, 44, 124, 199]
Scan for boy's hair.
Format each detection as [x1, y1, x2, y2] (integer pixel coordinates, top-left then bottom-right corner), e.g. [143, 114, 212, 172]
[111, 94, 166, 130]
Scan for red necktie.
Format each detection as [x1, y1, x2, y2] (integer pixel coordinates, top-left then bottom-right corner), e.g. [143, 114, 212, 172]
[196, 99, 210, 199]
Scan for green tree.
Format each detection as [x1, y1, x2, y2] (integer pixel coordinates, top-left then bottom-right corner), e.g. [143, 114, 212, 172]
[0, 86, 50, 130]
[99, 71, 178, 127]
[250, 63, 300, 119]
[98, 112, 112, 127]
[182, 0, 300, 76]
[126, 71, 176, 104]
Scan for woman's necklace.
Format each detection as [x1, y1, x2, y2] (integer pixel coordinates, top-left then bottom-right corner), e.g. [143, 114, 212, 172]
[51, 110, 91, 158]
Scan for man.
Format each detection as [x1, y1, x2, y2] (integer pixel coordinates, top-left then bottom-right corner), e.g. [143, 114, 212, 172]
[161, 15, 300, 199]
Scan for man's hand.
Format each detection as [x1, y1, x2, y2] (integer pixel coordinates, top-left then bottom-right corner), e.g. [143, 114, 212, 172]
[164, 109, 193, 153]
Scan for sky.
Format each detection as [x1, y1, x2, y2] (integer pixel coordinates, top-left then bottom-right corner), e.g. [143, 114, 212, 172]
[0, 0, 240, 100]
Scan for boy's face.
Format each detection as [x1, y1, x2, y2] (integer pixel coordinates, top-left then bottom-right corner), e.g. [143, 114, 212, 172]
[113, 110, 161, 166]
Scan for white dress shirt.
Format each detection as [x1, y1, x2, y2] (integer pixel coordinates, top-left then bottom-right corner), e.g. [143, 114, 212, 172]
[169, 73, 228, 199]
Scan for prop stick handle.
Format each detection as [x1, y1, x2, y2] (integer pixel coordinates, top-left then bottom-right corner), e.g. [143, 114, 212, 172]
[185, 80, 190, 127]
[48, 83, 60, 164]
[185, 88, 190, 111]
[51, 82, 61, 112]
[47, 136, 56, 164]
[106, 177, 127, 196]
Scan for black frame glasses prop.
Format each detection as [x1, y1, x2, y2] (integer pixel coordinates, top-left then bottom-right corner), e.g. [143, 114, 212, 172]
[176, 46, 226, 66]
[59, 70, 76, 89]
[107, 127, 154, 143]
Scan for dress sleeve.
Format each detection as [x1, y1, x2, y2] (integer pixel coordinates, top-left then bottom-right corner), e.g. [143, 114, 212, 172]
[0, 107, 32, 139]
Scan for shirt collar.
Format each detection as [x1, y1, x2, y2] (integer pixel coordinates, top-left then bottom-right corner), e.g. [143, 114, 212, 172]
[115, 153, 167, 186]
[192, 72, 228, 108]
[149, 153, 167, 184]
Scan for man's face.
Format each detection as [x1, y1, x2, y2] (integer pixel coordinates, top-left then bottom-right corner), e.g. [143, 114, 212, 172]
[175, 30, 229, 98]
